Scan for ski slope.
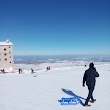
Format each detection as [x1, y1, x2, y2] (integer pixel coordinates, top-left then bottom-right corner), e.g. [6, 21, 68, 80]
[0, 63, 110, 110]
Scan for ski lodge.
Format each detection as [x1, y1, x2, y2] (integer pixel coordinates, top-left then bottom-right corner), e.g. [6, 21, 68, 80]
[0, 40, 14, 72]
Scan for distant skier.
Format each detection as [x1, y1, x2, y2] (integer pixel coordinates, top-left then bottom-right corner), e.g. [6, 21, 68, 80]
[19, 68, 22, 74]
[1, 69, 5, 74]
[46, 66, 51, 71]
[82, 62, 99, 107]
[46, 67, 49, 71]
[31, 68, 34, 73]
[48, 66, 51, 70]
[2, 69, 5, 74]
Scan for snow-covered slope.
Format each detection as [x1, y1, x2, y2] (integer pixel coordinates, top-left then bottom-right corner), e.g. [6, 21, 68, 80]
[0, 64, 110, 110]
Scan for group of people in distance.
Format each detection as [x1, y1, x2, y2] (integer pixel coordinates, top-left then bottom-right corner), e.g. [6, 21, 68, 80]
[0, 69, 5, 74]
[18, 68, 35, 74]
[18, 66, 51, 74]
[46, 66, 51, 71]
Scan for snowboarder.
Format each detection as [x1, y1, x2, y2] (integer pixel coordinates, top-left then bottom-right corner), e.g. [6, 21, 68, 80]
[82, 62, 99, 107]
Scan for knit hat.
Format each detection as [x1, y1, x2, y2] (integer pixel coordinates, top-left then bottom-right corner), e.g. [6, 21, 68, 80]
[89, 62, 94, 68]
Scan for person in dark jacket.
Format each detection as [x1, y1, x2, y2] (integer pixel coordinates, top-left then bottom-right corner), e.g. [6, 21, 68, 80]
[83, 62, 99, 107]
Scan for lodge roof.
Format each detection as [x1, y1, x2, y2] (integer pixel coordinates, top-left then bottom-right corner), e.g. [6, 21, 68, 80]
[0, 40, 13, 46]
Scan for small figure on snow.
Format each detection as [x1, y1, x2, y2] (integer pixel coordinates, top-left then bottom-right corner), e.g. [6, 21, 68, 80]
[46, 66, 51, 71]
[19, 68, 22, 74]
[2, 69, 5, 74]
[46, 67, 49, 71]
[85, 64, 87, 67]
[31, 68, 34, 73]
[1, 69, 5, 74]
[48, 66, 51, 70]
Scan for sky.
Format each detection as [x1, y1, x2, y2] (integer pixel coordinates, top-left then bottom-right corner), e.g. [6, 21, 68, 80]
[0, 0, 110, 55]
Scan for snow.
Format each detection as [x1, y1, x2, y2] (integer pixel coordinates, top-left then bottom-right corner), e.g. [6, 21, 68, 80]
[0, 40, 13, 46]
[0, 63, 110, 110]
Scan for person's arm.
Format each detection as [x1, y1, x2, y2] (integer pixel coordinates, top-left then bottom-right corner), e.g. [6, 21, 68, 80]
[94, 67, 99, 77]
[83, 71, 86, 87]
[95, 71, 99, 77]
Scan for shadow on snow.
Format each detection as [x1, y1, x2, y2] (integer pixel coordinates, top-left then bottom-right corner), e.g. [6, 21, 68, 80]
[61, 88, 86, 106]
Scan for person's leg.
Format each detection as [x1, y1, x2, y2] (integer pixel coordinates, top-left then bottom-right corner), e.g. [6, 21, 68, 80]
[85, 86, 94, 105]
[90, 86, 94, 101]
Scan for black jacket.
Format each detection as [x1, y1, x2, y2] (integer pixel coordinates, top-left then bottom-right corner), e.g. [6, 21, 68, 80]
[83, 67, 99, 87]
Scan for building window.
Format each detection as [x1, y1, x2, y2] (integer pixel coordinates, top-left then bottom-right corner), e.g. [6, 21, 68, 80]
[10, 62, 11, 63]
[9, 46, 11, 48]
[10, 56, 11, 58]
[5, 58, 7, 61]
[9, 51, 11, 53]
[4, 48, 6, 51]
[4, 53, 7, 56]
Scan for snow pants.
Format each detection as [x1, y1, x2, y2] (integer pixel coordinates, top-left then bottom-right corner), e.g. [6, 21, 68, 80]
[85, 85, 95, 105]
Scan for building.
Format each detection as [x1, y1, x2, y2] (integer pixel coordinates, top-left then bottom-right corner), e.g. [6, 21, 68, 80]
[0, 40, 14, 72]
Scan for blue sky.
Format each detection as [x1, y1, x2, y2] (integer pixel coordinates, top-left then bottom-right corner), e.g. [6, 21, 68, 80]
[0, 0, 110, 55]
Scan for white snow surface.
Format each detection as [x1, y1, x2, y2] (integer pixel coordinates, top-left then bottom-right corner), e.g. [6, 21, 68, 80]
[0, 40, 13, 46]
[0, 63, 110, 110]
